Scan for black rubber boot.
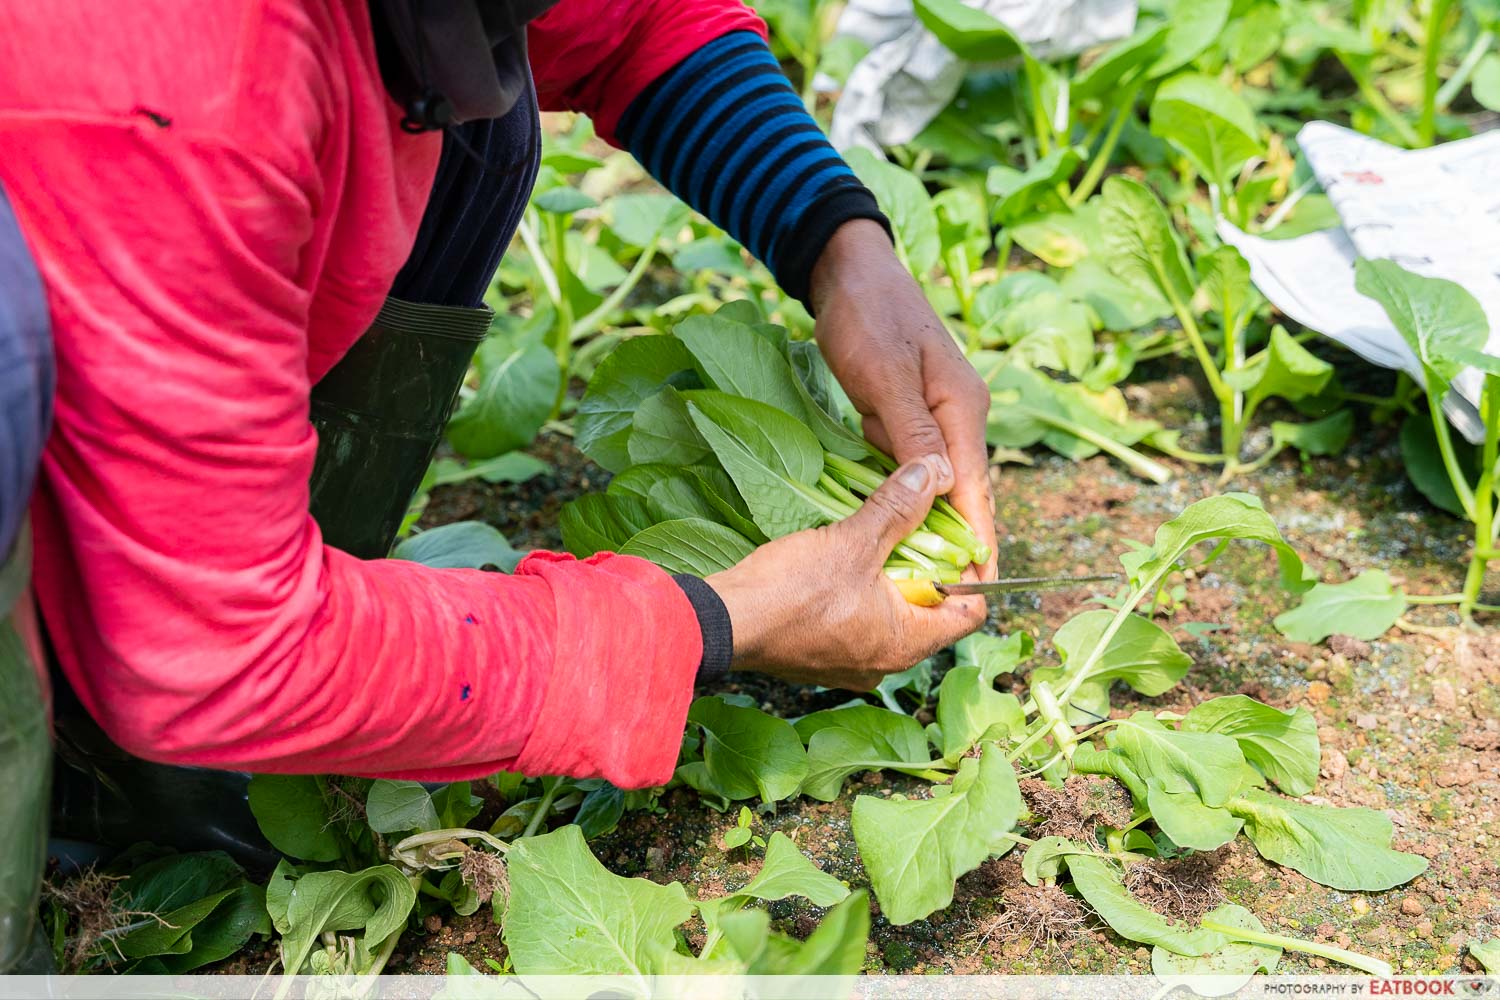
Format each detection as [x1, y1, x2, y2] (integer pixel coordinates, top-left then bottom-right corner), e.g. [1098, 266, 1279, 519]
[308, 296, 492, 557]
[45, 295, 491, 873]
[0, 531, 52, 973]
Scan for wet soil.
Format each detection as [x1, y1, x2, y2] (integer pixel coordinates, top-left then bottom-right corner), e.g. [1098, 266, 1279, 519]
[402, 353, 1500, 976]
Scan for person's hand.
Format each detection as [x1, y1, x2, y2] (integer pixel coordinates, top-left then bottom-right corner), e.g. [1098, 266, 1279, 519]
[705, 455, 986, 690]
[810, 219, 998, 577]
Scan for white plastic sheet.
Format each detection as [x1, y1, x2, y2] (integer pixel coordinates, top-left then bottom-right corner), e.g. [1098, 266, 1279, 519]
[1221, 122, 1500, 443]
[824, 0, 1139, 152]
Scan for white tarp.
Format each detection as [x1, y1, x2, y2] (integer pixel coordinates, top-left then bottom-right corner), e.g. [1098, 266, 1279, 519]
[823, 0, 1139, 152]
[1221, 122, 1500, 443]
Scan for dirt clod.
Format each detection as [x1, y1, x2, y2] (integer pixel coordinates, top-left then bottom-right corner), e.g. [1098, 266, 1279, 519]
[1400, 896, 1426, 917]
[1019, 775, 1133, 840]
[1123, 850, 1229, 926]
[1329, 635, 1373, 660]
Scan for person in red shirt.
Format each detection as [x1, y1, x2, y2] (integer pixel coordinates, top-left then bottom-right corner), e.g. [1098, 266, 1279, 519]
[0, 1, 995, 958]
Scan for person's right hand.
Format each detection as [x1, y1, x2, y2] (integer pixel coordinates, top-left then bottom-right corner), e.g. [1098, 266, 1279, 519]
[704, 455, 987, 691]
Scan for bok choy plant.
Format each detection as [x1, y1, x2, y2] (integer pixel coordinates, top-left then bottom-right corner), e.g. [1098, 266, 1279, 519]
[665, 494, 1424, 979]
[563, 302, 990, 588]
[1276, 258, 1500, 636]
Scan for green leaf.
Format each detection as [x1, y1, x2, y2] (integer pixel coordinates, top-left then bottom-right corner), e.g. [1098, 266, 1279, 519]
[1181, 695, 1321, 796]
[1149, 73, 1264, 190]
[1118, 493, 1310, 594]
[674, 315, 806, 417]
[113, 853, 268, 970]
[1109, 712, 1247, 808]
[686, 392, 830, 539]
[1152, 903, 1281, 990]
[935, 666, 1025, 761]
[1229, 788, 1429, 891]
[845, 148, 941, 276]
[366, 780, 440, 834]
[1197, 245, 1258, 334]
[1099, 176, 1196, 310]
[1061, 256, 1173, 331]
[533, 188, 596, 215]
[247, 775, 340, 863]
[998, 293, 1097, 377]
[279, 866, 417, 975]
[1031, 611, 1192, 725]
[1271, 410, 1355, 458]
[607, 193, 687, 247]
[503, 825, 694, 976]
[1273, 570, 1406, 646]
[954, 631, 1033, 684]
[1150, 0, 1232, 76]
[1072, 742, 1149, 803]
[446, 337, 560, 460]
[912, 0, 1027, 61]
[730, 832, 850, 907]
[574, 335, 697, 472]
[608, 463, 723, 525]
[575, 783, 626, 838]
[717, 892, 871, 976]
[874, 658, 934, 713]
[852, 744, 1023, 925]
[1354, 257, 1492, 390]
[1401, 412, 1479, 516]
[432, 781, 483, 829]
[794, 706, 937, 801]
[618, 518, 755, 576]
[629, 385, 713, 467]
[1064, 854, 1230, 956]
[558, 493, 655, 558]
[1473, 52, 1500, 111]
[1225, 326, 1334, 410]
[1471, 938, 1500, 973]
[1021, 836, 1080, 886]
[1145, 780, 1245, 850]
[391, 522, 523, 572]
[688, 697, 809, 804]
[675, 315, 867, 461]
[990, 147, 1083, 226]
[1073, 23, 1170, 100]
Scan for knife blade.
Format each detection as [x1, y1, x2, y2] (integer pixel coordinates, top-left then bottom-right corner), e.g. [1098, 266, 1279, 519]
[934, 574, 1119, 597]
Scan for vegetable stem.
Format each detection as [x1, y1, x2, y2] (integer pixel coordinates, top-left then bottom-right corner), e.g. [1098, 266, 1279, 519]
[570, 236, 661, 342]
[1419, 0, 1455, 146]
[522, 780, 563, 839]
[1427, 386, 1478, 519]
[1437, 29, 1496, 108]
[1200, 918, 1393, 978]
[1461, 374, 1499, 618]
[1069, 77, 1143, 207]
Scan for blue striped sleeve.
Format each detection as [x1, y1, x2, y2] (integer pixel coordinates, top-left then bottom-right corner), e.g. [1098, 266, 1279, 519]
[615, 31, 891, 307]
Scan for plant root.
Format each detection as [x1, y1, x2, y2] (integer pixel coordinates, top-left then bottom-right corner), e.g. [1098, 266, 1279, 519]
[1123, 849, 1229, 925]
[458, 845, 509, 907]
[42, 867, 170, 971]
[1020, 775, 1134, 840]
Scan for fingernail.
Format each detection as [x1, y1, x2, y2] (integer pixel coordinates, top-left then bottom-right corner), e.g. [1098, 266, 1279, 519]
[897, 459, 931, 491]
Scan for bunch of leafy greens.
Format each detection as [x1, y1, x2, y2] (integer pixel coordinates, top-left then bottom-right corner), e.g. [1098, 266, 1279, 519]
[563, 301, 989, 589]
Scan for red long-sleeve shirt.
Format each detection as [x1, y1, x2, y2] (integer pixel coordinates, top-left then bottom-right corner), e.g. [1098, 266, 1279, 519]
[0, 0, 764, 786]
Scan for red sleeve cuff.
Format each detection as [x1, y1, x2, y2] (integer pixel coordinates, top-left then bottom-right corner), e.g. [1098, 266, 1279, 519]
[509, 550, 700, 788]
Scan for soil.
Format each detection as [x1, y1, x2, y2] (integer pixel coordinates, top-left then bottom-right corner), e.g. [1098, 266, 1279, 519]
[341, 351, 1500, 975]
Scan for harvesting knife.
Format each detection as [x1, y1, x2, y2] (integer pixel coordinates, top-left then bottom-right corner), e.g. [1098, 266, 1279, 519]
[895, 574, 1118, 606]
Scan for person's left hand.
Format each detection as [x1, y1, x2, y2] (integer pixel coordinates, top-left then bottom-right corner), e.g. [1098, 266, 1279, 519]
[810, 218, 998, 576]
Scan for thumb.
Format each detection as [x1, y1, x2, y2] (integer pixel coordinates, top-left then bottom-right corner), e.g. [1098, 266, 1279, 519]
[840, 456, 943, 560]
[878, 389, 955, 493]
